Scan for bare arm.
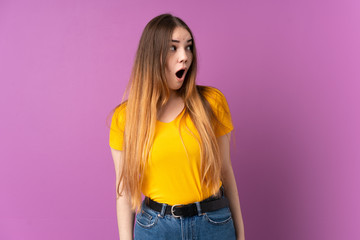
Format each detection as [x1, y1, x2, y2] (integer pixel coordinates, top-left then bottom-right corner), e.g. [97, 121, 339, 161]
[218, 133, 245, 240]
[110, 147, 135, 240]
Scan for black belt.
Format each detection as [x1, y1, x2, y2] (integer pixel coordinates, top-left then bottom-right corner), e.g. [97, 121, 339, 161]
[144, 188, 229, 218]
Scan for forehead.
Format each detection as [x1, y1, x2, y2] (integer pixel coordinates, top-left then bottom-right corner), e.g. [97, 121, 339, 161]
[171, 27, 192, 41]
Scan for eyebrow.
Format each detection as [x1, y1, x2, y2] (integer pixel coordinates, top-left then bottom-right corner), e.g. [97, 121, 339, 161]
[171, 39, 193, 43]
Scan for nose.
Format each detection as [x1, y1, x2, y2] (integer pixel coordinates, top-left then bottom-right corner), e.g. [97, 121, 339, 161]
[178, 48, 188, 63]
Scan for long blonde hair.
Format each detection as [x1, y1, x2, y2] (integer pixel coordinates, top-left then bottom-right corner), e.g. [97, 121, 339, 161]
[116, 14, 223, 210]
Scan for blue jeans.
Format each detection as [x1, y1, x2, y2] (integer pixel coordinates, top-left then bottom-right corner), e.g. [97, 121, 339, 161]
[134, 196, 236, 240]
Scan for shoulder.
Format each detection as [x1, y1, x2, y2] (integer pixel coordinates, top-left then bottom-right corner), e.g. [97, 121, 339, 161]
[197, 85, 228, 109]
[197, 85, 233, 136]
[111, 101, 128, 129]
[197, 85, 224, 96]
[113, 101, 127, 117]
[109, 101, 127, 150]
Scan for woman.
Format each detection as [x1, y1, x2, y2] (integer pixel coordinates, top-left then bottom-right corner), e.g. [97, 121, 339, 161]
[109, 14, 245, 240]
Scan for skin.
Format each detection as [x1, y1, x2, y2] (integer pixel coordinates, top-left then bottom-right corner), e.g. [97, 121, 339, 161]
[110, 26, 245, 240]
[218, 133, 246, 240]
[110, 149, 134, 240]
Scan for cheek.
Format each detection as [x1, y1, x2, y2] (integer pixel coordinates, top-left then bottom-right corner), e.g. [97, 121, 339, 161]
[188, 53, 193, 62]
[165, 65, 172, 80]
[164, 59, 171, 71]
[165, 61, 172, 73]
[165, 64, 171, 74]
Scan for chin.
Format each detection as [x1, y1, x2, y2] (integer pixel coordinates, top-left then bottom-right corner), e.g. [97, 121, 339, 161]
[169, 84, 183, 91]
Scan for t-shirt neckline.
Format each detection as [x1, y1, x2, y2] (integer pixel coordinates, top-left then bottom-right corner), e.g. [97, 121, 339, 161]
[157, 107, 185, 124]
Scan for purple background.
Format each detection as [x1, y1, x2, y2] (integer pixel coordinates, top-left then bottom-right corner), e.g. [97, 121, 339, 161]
[1, 0, 359, 239]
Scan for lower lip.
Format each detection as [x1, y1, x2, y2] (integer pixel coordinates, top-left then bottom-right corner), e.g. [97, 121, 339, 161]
[176, 76, 184, 82]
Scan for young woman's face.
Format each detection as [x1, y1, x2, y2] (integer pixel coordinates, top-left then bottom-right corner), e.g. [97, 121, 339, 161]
[165, 27, 193, 92]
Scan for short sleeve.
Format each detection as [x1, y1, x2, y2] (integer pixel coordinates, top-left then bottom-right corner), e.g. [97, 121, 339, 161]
[204, 87, 234, 137]
[109, 103, 126, 150]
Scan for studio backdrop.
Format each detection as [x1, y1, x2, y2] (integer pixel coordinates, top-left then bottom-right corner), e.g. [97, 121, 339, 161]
[0, 0, 359, 239]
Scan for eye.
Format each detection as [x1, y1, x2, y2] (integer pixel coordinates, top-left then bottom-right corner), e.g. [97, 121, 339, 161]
[170, 45, 176, 51]
[186, 45, 193, 51]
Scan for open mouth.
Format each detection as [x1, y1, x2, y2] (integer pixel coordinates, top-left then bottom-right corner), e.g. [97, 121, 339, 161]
[175, 69, 185, 79]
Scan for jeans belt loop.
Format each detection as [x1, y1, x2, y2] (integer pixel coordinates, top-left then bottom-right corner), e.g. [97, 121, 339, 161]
[160, 203, 167, 217]
[195, 202, 202, 216]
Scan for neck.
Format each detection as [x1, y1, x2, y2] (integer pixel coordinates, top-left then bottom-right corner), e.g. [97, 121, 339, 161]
[168, 90, 180, 101]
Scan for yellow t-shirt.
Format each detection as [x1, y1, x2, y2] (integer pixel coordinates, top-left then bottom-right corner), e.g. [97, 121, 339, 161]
[109, 86, 233, 205]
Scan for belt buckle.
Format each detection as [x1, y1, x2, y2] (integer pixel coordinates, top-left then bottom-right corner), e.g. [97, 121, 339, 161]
[171, 204, 184, 218]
